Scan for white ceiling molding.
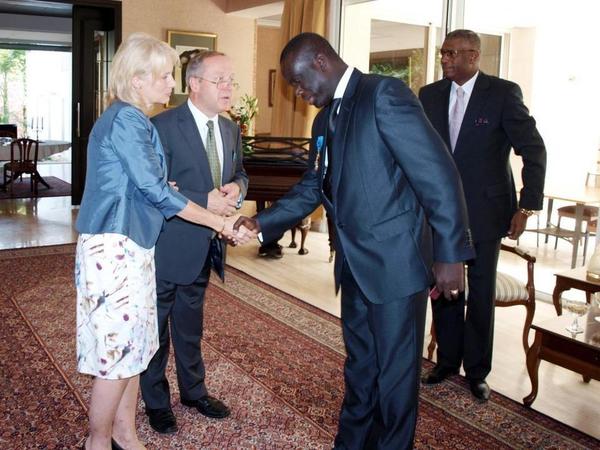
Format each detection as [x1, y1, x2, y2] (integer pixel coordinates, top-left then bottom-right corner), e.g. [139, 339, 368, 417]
[227, 1, 283, 20]
[257, 15, 281, 27]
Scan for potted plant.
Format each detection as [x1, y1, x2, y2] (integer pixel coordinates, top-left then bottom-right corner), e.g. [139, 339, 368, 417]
[228, 94, 258, 136]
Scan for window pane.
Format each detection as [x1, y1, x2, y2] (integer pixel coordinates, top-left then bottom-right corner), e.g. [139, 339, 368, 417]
[341, 0, 444, 94]
[479, 33, 501, 77]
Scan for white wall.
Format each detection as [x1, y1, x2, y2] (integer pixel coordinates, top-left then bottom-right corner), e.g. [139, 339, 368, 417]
[465, 0, 600, 186]
[529, 4, 600, 185]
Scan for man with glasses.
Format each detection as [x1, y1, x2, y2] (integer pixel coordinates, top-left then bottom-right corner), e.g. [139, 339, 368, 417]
[140, 50, 248, 433]
[419, 29, 546, 401]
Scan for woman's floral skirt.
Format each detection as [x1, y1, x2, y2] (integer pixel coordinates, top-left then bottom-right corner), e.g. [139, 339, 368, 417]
[75, 233, 159, 379]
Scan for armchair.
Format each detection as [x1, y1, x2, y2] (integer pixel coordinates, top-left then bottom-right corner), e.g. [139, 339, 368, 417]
[427, 243, 537, 360]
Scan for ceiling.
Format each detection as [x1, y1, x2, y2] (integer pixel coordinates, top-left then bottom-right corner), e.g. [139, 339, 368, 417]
[0, 0, 72, 18]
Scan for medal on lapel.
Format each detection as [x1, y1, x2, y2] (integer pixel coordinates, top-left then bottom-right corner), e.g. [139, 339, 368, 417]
[314, 135, 324, 171]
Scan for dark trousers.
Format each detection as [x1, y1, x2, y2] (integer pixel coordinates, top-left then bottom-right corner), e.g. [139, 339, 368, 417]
[140, 253, 212, 409]
[334, 262, 427, 450]
[432, 238, 501, 380]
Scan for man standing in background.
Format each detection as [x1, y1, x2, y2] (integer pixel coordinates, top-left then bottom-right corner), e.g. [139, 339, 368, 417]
[140, 51, 248, 433]
[419, 29, 546, 402]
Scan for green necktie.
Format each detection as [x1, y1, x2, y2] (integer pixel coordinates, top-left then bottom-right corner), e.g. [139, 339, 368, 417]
[206, 120, 222, 187]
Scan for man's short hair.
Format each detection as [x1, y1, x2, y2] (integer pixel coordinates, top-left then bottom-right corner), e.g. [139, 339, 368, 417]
[280, 32, 337, 64]
[185, 50, 226, 88]
[445, 29, 481, 50]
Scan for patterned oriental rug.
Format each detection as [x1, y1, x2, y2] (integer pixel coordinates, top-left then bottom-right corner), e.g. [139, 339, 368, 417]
[0, 176, 71, 200]
[0, 245, 598, 449]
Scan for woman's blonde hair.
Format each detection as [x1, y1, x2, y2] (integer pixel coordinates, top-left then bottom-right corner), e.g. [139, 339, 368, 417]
[108, 32, 178, 110]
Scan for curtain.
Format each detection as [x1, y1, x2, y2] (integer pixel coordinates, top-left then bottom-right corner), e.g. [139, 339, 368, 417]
[270, 0, 327, 138]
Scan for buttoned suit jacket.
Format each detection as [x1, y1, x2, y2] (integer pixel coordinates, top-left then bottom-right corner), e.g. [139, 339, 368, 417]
[258, 70, 474, 304]
[419, 72, 546, 243]
[152, 102, 248, 285]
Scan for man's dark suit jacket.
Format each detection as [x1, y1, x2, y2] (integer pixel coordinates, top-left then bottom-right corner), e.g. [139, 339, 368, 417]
[258, 70, 474, 303]
[419, 73, 546, 243]
[151, 102, 248, 285]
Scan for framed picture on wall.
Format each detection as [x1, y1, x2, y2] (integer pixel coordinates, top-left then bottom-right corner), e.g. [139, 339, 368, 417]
[167, 30, 217, 107]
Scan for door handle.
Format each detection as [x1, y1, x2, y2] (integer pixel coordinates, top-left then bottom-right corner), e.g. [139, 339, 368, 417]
[76, 102, 81, 138]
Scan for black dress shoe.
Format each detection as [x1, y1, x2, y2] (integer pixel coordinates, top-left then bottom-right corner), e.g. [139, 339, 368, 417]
[258, 243, 283, 259]
[145, 407, 178, 434]
[181, 395, 231, 419]
[421, 365, 459, 385]
[469, 378, 490, 402]
[111, 438, 125, 450]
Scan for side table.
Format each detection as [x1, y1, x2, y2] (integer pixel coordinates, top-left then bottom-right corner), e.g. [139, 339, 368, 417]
[552, 267, 600, 315]
[523, 312, 600, 407]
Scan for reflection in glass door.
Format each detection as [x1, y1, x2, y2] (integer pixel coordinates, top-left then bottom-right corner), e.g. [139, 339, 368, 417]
[368, 21, 429, 92]
[341, 0, 444, 93]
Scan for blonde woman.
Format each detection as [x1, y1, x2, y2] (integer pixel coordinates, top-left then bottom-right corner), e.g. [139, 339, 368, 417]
[75, 33, 254, 450]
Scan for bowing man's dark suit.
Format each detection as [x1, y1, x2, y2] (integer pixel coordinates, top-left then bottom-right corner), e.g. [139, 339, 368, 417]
[257, 69, 474, 449]
[140, 102, 248, 409]
[419, 72, 546, 380]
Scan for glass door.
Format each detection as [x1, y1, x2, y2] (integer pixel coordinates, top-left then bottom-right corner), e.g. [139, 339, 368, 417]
[340, 0, 444, 93]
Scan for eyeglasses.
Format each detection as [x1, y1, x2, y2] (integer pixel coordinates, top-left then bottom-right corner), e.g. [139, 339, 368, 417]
[196, 76, 239, 89]
[439, 49, 477, 58]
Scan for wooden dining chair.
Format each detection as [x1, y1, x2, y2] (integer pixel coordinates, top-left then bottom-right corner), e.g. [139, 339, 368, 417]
[3, 138, 40, 195]
[426, 244, 537, 360]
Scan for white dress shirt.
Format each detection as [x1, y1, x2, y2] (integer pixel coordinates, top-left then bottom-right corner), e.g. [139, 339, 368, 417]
[448, 71, 479, 116]
[187, 99, 224, 171]
[325, 66, 354, 168]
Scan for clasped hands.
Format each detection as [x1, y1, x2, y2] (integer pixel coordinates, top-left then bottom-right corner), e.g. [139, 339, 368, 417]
[207, 184, 258, 245]
[218, 215, 254, 245]
[208, 184, 240, 217]
[218, 215, 261, 246]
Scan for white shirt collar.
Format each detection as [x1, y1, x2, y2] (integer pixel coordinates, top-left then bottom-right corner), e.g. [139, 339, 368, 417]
[451, 71, 479, 98]
[333, 66, 354, 101]
[187, 98, 219, 125]
[186, 98, 224, 168]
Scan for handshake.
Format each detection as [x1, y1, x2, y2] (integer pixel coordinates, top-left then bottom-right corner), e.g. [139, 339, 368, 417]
[219, 215, 261, 246]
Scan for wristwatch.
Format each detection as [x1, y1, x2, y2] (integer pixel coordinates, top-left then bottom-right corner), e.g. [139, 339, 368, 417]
[518, 208, 536, 217]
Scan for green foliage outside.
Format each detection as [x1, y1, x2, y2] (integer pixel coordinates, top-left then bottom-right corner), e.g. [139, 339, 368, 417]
[370, 63, 410, 83]
[369, 48, 425, 94]
[0, 49, 27, 128]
